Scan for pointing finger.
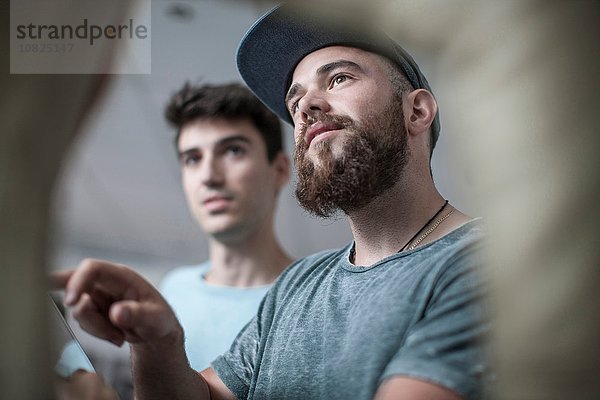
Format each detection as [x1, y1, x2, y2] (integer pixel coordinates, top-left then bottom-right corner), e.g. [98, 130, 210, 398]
[64, 259, 148, 306]
[49, 269, 74, 290]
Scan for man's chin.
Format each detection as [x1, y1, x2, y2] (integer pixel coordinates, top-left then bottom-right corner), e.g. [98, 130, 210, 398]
[200, 216, 238, 235]
[304, 146, 344, 170]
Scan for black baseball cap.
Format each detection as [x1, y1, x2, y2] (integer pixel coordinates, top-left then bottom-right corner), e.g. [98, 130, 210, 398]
[236, 3, 440, 148]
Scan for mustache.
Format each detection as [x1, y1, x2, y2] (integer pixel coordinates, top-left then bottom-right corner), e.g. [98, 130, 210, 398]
[297, 112, 355, 139]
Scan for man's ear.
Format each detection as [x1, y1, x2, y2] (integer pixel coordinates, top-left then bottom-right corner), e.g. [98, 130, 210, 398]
[404, 89, 438, 137]
[271, 151, 291, 193]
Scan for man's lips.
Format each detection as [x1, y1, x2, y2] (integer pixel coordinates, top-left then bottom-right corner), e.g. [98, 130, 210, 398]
[305, 122, 343, 146]
[202, 195, 233, 212]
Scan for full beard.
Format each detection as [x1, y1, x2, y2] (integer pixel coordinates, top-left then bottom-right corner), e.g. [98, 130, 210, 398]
[294, 95, 409, 218]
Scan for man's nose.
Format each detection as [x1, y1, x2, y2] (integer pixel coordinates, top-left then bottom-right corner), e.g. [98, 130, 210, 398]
[199, 156, 224, 187]
[297, 91, 331, 124]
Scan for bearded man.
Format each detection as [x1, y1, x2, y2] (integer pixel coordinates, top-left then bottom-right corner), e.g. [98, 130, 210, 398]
[55, 4, 489, 400]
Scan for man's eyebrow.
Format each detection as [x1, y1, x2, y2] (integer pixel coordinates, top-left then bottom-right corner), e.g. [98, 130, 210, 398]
[215, 135, 252, 147]
[285, 60, 364, 106]
[316, 59, 363, 76]
[177, 134, 252, 159]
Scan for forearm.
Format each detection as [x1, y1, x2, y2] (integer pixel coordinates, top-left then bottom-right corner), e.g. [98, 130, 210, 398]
[131, 328, 211, 400]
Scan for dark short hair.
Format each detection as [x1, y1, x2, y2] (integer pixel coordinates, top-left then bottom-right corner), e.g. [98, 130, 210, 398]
[165, 82, 284, 162]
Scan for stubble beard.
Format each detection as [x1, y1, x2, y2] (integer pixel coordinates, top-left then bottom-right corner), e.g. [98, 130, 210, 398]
[294, 95, 409, 218]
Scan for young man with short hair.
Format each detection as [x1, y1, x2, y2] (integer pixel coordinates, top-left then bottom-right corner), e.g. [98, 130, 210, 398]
[160, 82, 292, 370]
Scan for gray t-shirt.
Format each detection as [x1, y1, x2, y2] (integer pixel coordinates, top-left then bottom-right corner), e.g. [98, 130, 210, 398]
[212, 220, 488, 399]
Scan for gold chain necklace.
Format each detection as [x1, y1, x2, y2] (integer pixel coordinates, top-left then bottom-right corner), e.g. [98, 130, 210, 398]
[397, 200, 449, 252]
[405, 207, 455, 251]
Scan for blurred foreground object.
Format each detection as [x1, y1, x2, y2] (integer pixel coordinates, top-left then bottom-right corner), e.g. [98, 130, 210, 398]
[380, 1, 600, 398]
[0, 1, 132, 398]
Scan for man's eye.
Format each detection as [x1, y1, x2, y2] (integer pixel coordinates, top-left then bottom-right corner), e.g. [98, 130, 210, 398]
[227, 145, 245, 156]
[331, 74, 349, 87]
[183, 154, 200, 166]
[289, 100, 299, 115]
[181, 154, 201, 167]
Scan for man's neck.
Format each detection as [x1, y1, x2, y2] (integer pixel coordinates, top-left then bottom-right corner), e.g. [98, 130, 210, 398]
[205, 226, 291, 287]
[347, 176, 470, 266]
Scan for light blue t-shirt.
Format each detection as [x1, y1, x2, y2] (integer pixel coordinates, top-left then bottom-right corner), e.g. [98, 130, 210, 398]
[55, 340, 95, 378]
[213, 220, 489, 399]
[160, 262, 271, 371]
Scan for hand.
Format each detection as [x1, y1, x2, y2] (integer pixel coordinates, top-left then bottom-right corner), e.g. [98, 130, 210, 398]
[55, 371, 119, 400]
[51, 259, 181, 347]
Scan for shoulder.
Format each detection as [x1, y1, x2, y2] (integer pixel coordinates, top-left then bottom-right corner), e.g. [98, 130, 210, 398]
[261, 246, 350, 298]
[421, 219, 487, 301]
[386, 219, 486, 301]
[440, 218, 485, 249]
[281, 247, 348, 278]
[419, 218, 485, 266]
